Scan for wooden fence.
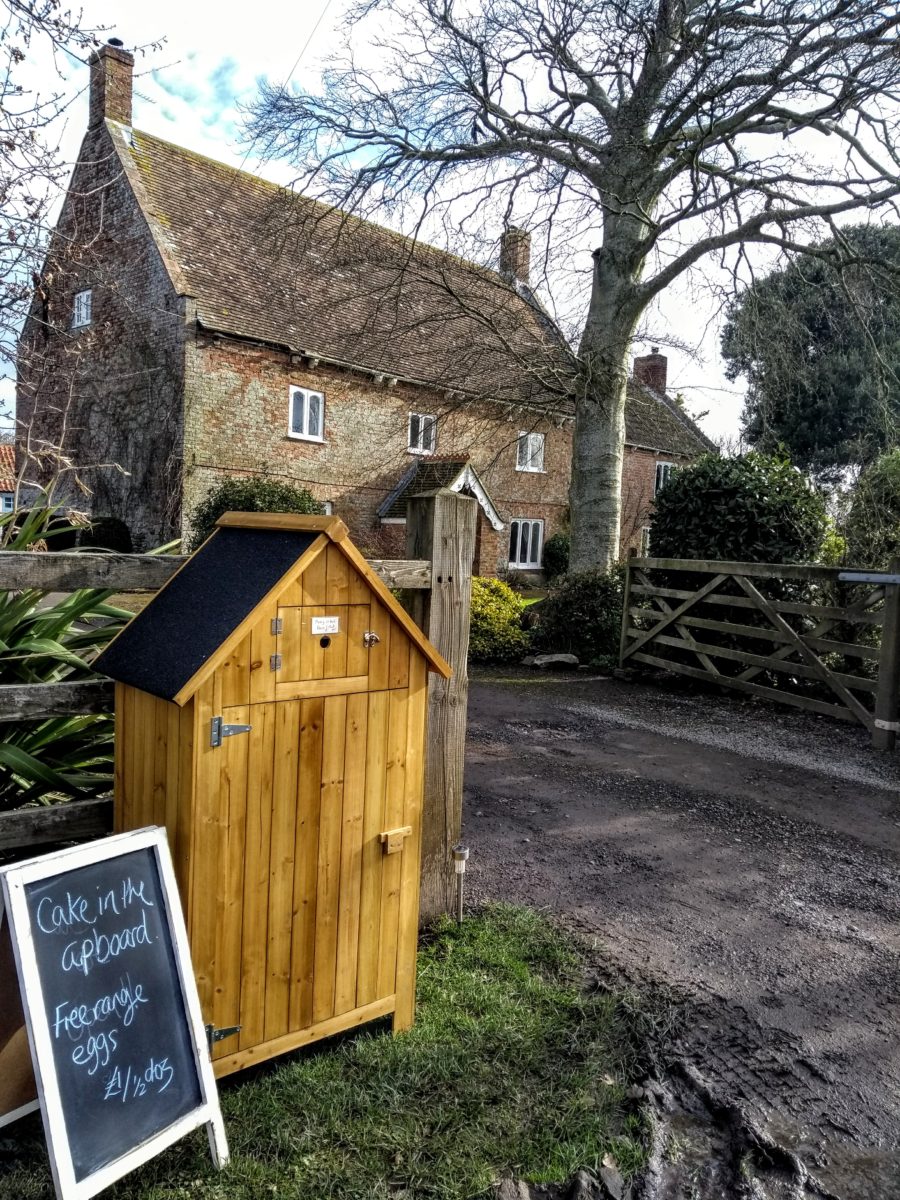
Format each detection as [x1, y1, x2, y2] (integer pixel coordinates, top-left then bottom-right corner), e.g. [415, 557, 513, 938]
[0, 490, 478, 919]
[620, 557, 900, 751]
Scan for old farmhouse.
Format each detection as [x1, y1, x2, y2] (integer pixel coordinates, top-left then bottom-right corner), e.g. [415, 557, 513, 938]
[17, 42, 712, 572]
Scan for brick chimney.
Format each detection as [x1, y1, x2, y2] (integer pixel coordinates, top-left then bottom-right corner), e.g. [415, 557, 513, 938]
[89, 40, 134, 129]
[633, 346, 668, 394]
[499, 227, 531, 285]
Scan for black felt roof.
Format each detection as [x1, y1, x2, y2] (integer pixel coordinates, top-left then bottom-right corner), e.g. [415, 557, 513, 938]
[95, 526, 318, 702]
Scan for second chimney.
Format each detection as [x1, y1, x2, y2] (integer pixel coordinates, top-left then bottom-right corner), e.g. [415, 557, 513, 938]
[89, 41, 134, 129]
[633, 347, 668, 394]
[499, 227, 531, 285]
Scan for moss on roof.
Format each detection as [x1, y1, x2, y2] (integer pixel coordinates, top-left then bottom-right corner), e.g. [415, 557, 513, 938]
[116, 125, 712, 458]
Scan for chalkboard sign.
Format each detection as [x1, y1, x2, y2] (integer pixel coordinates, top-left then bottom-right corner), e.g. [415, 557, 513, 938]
[0, 828, 228, 1200]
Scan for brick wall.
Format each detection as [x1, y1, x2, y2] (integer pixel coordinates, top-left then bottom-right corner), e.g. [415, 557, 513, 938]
[181, 335, 572, 571]
[619, 444, 693, 557]
[16, 122, 186, 550]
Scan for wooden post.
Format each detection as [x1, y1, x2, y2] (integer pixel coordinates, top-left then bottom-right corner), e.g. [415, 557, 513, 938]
[406, 489, 477, 921]
[873, 558, 900, 752]
[619, 559, 634, 667]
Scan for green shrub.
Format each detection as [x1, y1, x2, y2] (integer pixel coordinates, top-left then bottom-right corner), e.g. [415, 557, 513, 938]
[0, 505, 132, 808]
[541, 531, 570, 582]
[468, 576, 528, 662]
[844, 449, 900, 568]
[189, 475, 322, 551]
[650, 451, 827, 563]
[532, 568, 624, 666]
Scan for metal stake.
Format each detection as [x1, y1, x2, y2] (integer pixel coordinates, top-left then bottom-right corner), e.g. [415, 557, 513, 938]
[452, 844, 469, 924]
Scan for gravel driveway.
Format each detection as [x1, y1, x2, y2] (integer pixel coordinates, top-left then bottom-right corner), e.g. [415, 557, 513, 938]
[463, 669, 900, 1199]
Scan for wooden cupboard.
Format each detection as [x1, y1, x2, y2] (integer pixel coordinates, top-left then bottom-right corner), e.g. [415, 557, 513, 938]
[95, 513, 450, 1076]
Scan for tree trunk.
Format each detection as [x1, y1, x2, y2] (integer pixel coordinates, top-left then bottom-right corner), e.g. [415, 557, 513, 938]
[569, 250, 643, 573]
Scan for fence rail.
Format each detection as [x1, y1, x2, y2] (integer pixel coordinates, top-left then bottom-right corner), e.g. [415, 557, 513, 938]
[0, 550, 431, 593]
[621, 557, 900, 751]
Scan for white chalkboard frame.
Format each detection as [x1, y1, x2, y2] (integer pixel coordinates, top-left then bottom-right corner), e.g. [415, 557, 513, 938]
[0, 826, 229, 1200]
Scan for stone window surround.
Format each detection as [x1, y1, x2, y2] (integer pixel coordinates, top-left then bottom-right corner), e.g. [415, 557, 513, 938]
[288, 385, 325, 443]
[509, 517, 544, 568]
[72, 289, 93, 329]
[516, 431, 545, 473]
[655, 460, 675, 495]
[407, 412, 437, 456]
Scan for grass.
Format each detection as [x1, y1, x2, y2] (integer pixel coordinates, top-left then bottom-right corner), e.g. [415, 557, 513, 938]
[0, 906, 647, 1200]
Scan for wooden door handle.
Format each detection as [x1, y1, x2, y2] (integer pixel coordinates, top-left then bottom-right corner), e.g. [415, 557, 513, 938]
[379, 826, 412, 854]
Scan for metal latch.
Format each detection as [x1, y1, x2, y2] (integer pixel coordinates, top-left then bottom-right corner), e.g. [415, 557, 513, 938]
[363, 631, 381, 648]
[205, 1023, 241, 1050]
[210, 716, 252, 748]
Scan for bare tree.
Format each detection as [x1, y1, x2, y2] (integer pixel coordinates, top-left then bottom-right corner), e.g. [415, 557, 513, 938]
[1, 2, 102, 373]
[249, 0, 900, 571]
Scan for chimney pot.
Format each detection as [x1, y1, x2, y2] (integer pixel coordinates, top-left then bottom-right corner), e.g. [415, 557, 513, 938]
[88, 41, 134, 129]
[499, 226, 531, 285]
[633, 348, 668, 394]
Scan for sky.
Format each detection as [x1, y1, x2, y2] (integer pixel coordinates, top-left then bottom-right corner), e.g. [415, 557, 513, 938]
[18, 0, 749, 443]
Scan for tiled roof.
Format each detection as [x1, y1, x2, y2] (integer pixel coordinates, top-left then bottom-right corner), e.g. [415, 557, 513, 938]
[111, 125, 712, 458]
[625, 384, 716, 457]
[0, 443, 15, 492]
[377, 458, 472, 520]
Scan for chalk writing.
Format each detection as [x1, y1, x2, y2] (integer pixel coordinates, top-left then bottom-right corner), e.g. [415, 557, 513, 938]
[103, 1057, 174, 1103]
[20, 846, 204, 1180]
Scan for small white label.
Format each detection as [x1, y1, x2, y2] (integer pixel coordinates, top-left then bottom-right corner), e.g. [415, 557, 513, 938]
[312, 616, 340, 635]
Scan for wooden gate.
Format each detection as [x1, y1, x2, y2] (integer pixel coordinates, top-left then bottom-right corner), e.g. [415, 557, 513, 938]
[620, 558, 900, 748]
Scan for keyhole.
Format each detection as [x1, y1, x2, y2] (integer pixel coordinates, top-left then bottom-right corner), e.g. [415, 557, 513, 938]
[320, 635, 331, 648]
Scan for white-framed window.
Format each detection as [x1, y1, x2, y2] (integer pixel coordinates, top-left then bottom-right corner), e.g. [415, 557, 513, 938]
[72, 289, 92, 329]
[288, 386, 325, 442]
[408, 412, 436, 455]
[655, 461, 675, 495]
[0, 494, 14, 513]
[640, 526, 651, 555]
[509, 518, 544, 569]
[516, 431, 545, 472]
[322, 500, 334, 515]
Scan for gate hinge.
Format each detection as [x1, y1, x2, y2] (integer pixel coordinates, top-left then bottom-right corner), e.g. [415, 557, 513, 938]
[210, 716, 252, 748]
[205, 1023, 241, 1050]
[270, 653, 282, 671]
[874, 718, 900, 732]
[271, 617, 283, 635]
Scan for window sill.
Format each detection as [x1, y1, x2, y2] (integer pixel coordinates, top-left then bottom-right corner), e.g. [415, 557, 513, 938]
[407, 447, 434, 456]
[286, 433, 326, 444]
[514, 467, 547, 474]
[509, 563, 542, 571]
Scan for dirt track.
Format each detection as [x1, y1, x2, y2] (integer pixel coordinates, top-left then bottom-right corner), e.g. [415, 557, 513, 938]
[463, 669, 900, 1199]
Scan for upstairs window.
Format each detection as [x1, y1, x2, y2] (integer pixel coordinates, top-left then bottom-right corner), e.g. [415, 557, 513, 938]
[408, 413, 436, 455]
[72, 289, 92, 329]
[516, 431, 545, 472]
[289, 386, 325, 442]
[509, 518, 543, 569]
[0, 494, 13, 514]
[655, 461, 675, 495]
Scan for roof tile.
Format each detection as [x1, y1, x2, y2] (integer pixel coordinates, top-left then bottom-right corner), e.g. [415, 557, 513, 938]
[114, 126, 712, 459]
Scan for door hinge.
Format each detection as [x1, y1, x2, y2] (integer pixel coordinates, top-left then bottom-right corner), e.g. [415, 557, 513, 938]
[271, 617, 283, 635]
[205, 1023, 241, 1050]
[270, 653, 282, 671]
[210, 716, 252, 748]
